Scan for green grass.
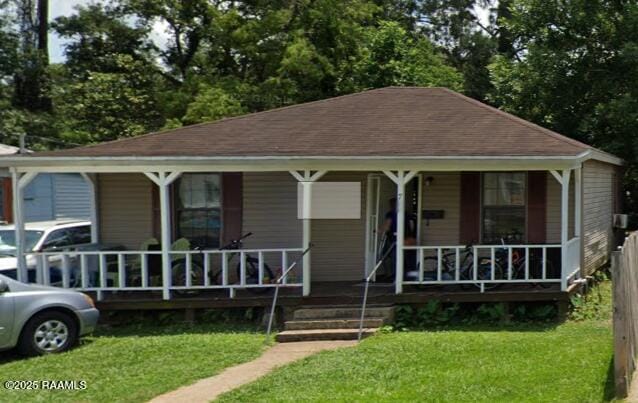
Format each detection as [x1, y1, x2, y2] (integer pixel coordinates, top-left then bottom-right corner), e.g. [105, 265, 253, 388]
[220, 283, 615, 403]
[0, 323, 268, 403]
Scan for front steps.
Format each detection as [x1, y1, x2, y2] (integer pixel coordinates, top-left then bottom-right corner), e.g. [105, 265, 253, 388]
[275, 305, 394, 342]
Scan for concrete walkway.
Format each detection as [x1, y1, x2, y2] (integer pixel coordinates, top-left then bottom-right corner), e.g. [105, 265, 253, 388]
[148, 340, 357, 403]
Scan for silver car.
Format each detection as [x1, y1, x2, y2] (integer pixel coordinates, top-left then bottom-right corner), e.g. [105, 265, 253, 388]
[0, 274, 99, 356]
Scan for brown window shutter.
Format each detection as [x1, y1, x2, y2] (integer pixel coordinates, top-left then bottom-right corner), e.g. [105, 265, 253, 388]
[3, 178, 12, 223]
[222, 173, 243, 244]
[459, 172, 481, 245]
[151, 184, 160, 239]
[526, 171, 546, 244]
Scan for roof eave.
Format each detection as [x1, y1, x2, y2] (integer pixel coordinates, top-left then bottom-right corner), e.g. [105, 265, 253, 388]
[0, 154, 595, 173]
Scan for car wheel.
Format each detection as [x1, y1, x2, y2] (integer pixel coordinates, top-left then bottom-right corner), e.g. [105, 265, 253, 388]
[18, 311, 78, 356]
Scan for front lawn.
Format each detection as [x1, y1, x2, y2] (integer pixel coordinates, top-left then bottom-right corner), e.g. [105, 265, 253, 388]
[0, 323, 267, 403]
[220, 283, 614, 402]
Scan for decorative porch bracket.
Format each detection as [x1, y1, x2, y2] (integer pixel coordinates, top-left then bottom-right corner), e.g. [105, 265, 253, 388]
[289, 170, 327, 296]
[12, 169, 38, 283]
[144, 171, 182, 300]
[383, 170, 419, 294]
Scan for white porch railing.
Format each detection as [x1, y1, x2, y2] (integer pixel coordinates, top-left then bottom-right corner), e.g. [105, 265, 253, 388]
[402, 244, 565, 292]
[28, 247, 305, 300]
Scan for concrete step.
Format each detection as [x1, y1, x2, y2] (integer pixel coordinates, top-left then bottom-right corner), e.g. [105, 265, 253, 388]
[292, 306, 395, 321]
[284, 318, 385, 331]
[275, 328, 378, 342]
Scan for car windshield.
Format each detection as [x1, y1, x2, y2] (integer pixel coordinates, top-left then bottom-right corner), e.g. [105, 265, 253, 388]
[0, 230, 44, 256]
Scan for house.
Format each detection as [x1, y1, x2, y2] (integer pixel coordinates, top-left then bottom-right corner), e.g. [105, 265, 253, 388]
[0, 143, 92, 223]
[0, 87, 624, 309]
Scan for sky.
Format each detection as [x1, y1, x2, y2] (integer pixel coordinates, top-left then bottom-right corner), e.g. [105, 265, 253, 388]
[49, 0, 493, 63]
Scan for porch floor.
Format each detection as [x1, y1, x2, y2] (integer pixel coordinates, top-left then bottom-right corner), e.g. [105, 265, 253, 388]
[92, 281, 577, 311]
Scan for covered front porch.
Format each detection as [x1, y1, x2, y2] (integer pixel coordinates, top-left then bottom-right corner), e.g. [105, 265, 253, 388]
[8, 160, 584, 303]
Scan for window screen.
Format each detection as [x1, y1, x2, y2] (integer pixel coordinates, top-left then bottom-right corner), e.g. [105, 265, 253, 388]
[174, 173, 222, 248]
[482, 172, 526, 244]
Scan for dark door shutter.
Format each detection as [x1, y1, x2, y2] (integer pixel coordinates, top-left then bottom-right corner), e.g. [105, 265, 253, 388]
[459, 172, 481, 245]
[526, 171, 546, 244]
[222, 173, 243, 244]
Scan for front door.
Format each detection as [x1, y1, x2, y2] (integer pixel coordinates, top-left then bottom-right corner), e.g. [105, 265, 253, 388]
[365, 173, 423, 279]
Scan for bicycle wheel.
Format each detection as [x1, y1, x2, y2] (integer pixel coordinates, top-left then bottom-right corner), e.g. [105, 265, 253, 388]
[420, 257, 453, 282]
[236, 257, 275, 294]
[461, 260, 503, 290]
[171, 259, 205, 287]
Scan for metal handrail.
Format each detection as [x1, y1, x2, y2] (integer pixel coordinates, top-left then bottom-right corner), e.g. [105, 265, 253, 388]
[358, 242, 396, 342]
[265, 244, 314, 341]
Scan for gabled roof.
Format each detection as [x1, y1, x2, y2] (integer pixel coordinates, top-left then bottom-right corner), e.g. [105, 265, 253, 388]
[29, 87, 616, 161]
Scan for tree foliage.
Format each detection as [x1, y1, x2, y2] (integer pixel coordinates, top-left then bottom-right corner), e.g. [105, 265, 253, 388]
[0, 0, 637, 224]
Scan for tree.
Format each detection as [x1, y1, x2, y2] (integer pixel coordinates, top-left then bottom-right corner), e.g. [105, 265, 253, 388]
[488, 0, 638, 225]
[11, 0, 51, 111]
[58, 54, 163, 143]
[182, 86, 245, 125]
[52, 3, 156, 77]
[348, 21, 463, 90]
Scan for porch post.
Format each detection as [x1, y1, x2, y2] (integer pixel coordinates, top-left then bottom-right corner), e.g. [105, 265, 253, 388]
[290, 170, 327, 296]
[560, 169, 571, 291]
[383, 170, 418, 294]
[395, 171, 406, 294]
[80, 173, 99, 243]
[144, 171, 182, 300]
[574, 165, 583, 277]
[11, 169, 37, 282]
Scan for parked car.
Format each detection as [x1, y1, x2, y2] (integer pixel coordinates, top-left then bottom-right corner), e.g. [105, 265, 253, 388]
[0, 273, 99, 356]
[0, 220, 92, 284]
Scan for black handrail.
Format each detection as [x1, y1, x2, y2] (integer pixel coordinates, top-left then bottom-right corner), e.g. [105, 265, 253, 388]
[358, 242, 396, 341]
[265, 243, 314, 340]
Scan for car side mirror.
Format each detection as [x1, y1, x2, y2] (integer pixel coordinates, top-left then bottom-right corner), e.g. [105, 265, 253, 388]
[0, 279, 8, 293]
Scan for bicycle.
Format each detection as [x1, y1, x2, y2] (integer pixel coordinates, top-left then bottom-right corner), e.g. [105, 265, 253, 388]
[420, 245, 504, 290]
[209, 233, 276, 293]
[495, 240, 555, 288]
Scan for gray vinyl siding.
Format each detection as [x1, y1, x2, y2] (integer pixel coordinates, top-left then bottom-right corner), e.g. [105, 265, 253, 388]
[420, 172, 461, 246]
[582, 160, 616, 274]
[242, 172, 367, 282]
[546, 173, 575, 243]
[98, 173, 154, 249]
[311, 172, 367, 282]
[51, 174, 91, 220]
[242, 172, 302, 249]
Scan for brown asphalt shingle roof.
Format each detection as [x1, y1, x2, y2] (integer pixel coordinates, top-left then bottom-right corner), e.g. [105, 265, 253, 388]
[34, 87, 593, 158]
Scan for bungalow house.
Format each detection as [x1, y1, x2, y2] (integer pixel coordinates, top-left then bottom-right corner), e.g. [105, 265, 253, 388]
[0, 87, 624, 308]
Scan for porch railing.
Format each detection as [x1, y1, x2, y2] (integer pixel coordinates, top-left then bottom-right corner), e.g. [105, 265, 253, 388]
[402, 243, 565, 292]
[28, 247, 305, 300]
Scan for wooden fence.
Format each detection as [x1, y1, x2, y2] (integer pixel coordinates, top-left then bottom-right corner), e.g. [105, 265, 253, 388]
[612, 231, 638, 398]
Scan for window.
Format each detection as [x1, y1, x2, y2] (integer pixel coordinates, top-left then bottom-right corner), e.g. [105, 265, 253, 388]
[68, 226, 92, 245]
[482, 172, 526, 244]
[174, 173, 222, 248]
[41, 229, 74, 250]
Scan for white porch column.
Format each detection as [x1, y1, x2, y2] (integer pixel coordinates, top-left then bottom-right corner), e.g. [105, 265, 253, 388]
[290, 170, 326, 296]
[383, 170, 418, 294]
[574, 166, 582, 238]
[560, 169, 571, 291]
[574, 165, 583, 278]
[144, 171, 182, 300]
[11, 169, 37, 282]
[80, 173, 99, 243]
